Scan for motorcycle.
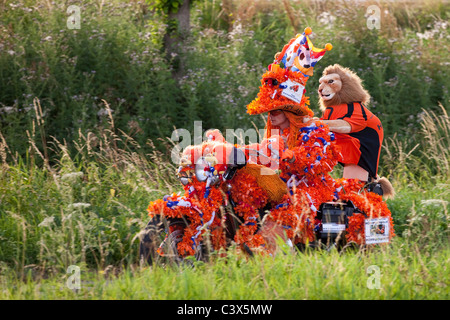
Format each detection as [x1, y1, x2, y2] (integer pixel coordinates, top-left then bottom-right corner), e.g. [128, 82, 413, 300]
[140, 123, 394, 265]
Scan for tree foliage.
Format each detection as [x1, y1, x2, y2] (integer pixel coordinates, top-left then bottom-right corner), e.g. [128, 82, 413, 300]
[146, 0, 186, 14]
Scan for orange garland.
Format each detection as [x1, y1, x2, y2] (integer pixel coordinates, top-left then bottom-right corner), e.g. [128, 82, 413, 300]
[228, 169, 270, 250]
[339, 191, 395, 244]
[146, 160, 272, 256]
[279, 120, 342, 179]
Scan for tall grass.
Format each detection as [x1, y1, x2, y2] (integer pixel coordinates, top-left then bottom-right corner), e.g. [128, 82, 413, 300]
[1, 238, 448, 299]
[0, 98, 181, 277]
[381, 104, 449, 243]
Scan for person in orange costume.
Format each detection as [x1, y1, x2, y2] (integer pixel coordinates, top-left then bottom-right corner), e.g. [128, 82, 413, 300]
[317, 64, 383, 181]
[238, 28, 343, 183]
[305, 64, 394, 197]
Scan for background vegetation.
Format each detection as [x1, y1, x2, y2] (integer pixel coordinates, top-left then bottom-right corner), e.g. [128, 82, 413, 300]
[0, 0, 448, 299]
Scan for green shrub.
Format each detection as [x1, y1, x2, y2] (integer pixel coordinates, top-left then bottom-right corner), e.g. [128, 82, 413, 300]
[1, 0, 448, 160]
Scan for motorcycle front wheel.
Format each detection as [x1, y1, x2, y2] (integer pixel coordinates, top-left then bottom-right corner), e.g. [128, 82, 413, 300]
[139, 216, 186, 266]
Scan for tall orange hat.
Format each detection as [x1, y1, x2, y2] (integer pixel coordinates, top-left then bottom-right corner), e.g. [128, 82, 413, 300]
[246, 27, 332, 116]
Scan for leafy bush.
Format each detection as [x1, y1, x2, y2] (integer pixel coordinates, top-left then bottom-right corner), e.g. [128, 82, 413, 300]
[1, 0, 448, 160]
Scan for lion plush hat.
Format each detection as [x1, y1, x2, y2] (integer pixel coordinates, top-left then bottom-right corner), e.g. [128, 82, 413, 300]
[247, 27, 332, 117]
[318, 64, 396, 199]
[318, 64, 371, 111]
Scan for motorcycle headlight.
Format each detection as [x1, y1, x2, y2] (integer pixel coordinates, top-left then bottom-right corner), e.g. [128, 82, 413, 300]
[195, 157, 209, 182]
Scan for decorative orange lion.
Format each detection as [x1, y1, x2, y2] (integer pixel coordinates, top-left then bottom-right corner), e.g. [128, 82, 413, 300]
[308, 64, 395, 198]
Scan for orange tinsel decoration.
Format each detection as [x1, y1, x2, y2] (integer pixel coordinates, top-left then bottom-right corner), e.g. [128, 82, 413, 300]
[340, 191, 395, 244]
[279, 120, 342, 179]
[147, 162, 273, 256]
[228, 169, 270, 250]
[267, 192, 316, 243]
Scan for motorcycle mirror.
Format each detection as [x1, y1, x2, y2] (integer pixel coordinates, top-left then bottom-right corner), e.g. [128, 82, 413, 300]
[223, 147, 247, 181]
[195, 157, 209, 182]
[228, 147, 246, 168]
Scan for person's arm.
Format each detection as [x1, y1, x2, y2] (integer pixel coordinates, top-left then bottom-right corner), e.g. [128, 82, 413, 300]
[321, 119, 352, 133]
[303, 117, 352, 133]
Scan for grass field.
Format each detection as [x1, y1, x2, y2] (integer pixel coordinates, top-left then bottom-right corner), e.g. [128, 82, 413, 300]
[1, 238, 449, 300]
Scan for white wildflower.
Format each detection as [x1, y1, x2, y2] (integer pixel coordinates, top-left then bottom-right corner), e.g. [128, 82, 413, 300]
[421, 199, 448, 207]
[0, 107, 14, 114]
[38, 216, 55, 227]
[317, 12, 336, 28]
[62, 213, 73, 222]
[61, 171, 84, 182]
[68, 203, 91, 210]
[97, 108, 113, 117]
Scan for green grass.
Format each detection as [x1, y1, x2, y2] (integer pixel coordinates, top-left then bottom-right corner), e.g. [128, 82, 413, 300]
[1, 238, 448, 300]
[0, 119, 181, 273]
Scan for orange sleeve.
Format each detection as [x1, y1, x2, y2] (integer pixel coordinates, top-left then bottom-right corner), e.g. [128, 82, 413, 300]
[323, 104, 368, 132]
[340, 103, 368, 133]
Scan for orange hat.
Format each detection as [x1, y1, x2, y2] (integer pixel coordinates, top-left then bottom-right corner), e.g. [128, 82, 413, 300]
[247, 27, 331, 116]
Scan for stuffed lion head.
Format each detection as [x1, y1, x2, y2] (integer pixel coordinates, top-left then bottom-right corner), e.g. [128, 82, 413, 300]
[318, 64, 371, 111]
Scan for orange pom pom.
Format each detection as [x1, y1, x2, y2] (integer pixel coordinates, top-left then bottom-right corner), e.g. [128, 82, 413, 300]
[325, 43, 333, 51]
[304, 27, 312, 35]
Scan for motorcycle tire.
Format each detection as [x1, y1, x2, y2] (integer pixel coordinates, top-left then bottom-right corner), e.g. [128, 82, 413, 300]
[139, 216, 186, 266]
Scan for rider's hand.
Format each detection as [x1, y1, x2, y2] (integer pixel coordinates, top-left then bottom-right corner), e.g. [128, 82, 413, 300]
[303, 116, 319, 123]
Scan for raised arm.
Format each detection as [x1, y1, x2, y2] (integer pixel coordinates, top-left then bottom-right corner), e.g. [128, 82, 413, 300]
[320, 119, 352, 133]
